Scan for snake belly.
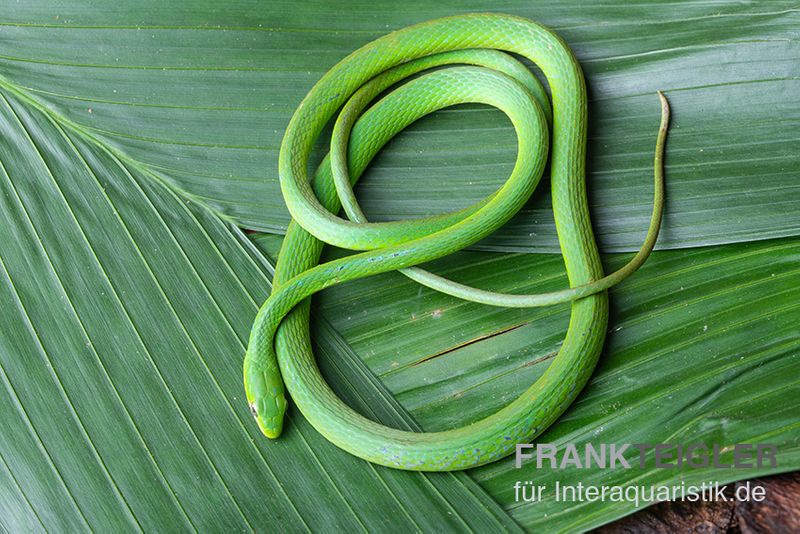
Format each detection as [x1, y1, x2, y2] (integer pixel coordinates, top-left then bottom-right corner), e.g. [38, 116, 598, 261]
[244, 13, 647, 471]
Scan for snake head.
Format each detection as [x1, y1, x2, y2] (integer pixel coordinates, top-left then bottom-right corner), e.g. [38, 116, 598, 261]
[244, 357, 287, 439]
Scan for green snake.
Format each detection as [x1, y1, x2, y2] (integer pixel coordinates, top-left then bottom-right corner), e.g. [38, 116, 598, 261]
[243, 13, 669, 471]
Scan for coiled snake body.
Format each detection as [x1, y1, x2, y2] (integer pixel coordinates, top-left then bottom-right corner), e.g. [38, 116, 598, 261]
[243, 13, 669, 471]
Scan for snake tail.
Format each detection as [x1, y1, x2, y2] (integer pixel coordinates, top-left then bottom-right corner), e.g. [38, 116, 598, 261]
[243, 13, 669, 471]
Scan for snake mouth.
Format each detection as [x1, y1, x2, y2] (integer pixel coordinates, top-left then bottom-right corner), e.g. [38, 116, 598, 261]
[244, 352, 287, 438]
[260, 427, 281, 439]
[255, 411, 282, 439]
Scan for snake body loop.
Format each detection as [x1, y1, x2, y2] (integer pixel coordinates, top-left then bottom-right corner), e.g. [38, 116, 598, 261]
[243, 13, 669, 471]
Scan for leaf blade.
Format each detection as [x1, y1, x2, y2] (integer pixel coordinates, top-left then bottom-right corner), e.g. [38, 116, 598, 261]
[1, 1, 797, 250]
[0, 87, 519, 532]
[257, 231, 800, 531]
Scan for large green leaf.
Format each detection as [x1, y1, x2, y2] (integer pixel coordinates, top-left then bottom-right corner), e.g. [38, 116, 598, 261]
[0, 88, 519, 531]
[2, 1, 798, 532]
[1, 1, 798, 252]
[256, 233, 800, 532]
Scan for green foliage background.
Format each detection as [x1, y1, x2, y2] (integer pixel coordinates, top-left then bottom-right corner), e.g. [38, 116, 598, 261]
[0, 1, 798, 531]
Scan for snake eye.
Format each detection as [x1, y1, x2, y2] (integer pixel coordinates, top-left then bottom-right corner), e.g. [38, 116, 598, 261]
[249, 402, 258, 418]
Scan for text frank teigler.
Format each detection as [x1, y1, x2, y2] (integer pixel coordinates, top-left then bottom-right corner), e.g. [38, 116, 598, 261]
[512, 442, 777, 506]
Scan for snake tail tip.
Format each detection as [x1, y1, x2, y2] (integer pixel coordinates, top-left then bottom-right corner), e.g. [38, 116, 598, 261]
[656, 91, 670, 128]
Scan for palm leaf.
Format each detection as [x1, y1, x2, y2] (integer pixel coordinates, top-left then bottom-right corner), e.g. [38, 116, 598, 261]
[0, 89, 517, 531]
[257, 233, 799, 531]
[1, 1, 796, 251]
[1, 0, 798, 531]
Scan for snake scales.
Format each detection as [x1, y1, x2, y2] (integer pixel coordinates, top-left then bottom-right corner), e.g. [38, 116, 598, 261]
[243, 13, 669, 471]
